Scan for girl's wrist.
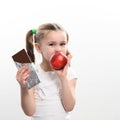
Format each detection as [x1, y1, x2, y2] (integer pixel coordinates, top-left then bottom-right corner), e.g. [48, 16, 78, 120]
[60, 77, 68, 84]
[20, 86, 29, 94]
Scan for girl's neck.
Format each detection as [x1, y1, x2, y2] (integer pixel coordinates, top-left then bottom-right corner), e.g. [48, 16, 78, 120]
[40, 61, 53, 72]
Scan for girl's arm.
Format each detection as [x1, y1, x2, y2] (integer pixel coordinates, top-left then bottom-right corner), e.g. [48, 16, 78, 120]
[56, 54, 77, 112]
[20, 87, 35, 116]
[16, 66, 35, 116]
[60, 78, 77, 112]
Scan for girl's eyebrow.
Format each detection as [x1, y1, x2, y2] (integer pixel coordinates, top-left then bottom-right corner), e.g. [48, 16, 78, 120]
[60, 40, 67, 43]
[48, 40, 67, 43]
[47, 41, 56, 43]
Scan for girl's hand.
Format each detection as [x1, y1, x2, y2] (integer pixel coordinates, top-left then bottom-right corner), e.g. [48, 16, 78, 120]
[55, 54, 72, 80]
[16, 66, 31, 88]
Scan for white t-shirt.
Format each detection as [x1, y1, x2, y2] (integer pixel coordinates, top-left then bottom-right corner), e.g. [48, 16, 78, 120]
[31, 64, 78, 120]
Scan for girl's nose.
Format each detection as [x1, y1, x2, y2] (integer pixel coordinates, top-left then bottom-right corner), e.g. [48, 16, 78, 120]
[55, 46, 61, 52]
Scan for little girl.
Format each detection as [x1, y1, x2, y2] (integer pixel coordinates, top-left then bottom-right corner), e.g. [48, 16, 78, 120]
[16, 23, 78, 120]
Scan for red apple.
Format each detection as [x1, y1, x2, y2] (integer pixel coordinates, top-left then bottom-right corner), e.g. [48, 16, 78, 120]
[50, 52, 68, 70]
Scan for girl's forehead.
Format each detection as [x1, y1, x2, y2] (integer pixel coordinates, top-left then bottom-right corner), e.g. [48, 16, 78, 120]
[47, 30, 66, 37]
[45, 30, 67, 40]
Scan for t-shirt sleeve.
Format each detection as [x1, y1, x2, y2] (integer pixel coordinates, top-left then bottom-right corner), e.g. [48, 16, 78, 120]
[67, 67, 78, 81]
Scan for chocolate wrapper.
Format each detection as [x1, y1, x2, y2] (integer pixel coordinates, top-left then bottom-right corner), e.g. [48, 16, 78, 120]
[12, 49, 40, 89]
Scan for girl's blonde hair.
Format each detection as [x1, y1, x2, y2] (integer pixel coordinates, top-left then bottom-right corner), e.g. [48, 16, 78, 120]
[26, 23, 69, 63]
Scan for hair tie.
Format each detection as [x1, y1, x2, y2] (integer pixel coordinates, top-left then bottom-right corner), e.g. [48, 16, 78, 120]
[32, 29, 36, 34]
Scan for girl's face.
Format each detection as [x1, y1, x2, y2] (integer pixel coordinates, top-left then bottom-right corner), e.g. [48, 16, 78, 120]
[36, 30, 68, 64]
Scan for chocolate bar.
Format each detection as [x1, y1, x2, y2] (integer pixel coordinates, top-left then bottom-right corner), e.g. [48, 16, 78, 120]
[12, 49, 40, 89]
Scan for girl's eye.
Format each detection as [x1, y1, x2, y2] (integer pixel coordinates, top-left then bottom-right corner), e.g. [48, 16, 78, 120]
[48, 42, 66, 46]
[60, 43, 66, 46]
[49, 43, 54, 46]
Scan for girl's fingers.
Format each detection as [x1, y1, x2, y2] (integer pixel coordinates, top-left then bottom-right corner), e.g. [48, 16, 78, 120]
[16, 66, 30, 87]
[64, 53, 72, 69]
[22, 73, 30, 80]
[18, 66, 30, 75]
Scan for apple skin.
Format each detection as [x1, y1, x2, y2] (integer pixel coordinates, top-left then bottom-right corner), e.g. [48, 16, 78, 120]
[50, 52, 68, 70]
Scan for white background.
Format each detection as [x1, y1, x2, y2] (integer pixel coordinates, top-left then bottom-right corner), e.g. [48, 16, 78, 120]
[0, 0, 120, 120]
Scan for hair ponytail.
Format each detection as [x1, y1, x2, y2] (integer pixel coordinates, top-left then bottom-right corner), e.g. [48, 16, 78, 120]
[26, 30, 35, 63]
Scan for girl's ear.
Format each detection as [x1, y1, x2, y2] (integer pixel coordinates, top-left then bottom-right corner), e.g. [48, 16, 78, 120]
[34, 43, 41, 53]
